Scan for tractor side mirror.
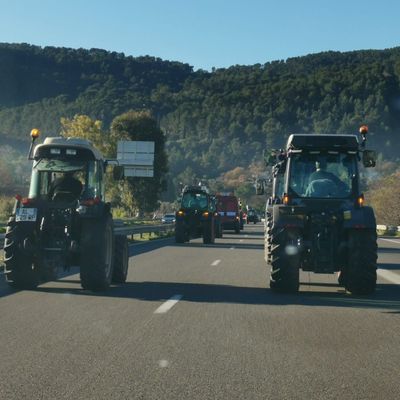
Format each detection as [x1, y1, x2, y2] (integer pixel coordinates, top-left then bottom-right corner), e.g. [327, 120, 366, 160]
[255, 179, 265, 195]
[264, 154, 276, 166]
[362, 150, 376, 168]
[113, 165, 125, 181]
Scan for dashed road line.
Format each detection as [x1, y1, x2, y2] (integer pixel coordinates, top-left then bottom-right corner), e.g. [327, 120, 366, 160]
[211, 259, 221, 266]
[378, 269, 400, 285]
[158, 360, 169, 368]
[154, 295, 183, 314]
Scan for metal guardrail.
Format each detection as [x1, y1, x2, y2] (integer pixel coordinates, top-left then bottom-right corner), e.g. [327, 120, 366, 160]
[376, 225, 400, 234]
[114, 223, 175, 239]
[1, 223, 398, 245]
[0, 222, 175, 248]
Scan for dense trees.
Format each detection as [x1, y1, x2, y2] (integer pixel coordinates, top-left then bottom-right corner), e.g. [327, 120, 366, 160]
[1, 43, 400, 213]
[61, 111, 168, 215]
[367, 171, 400, 226]
[110, 110, 168, 213]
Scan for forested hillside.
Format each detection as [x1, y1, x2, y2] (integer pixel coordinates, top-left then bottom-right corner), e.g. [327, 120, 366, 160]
[1, 43, 400, 199]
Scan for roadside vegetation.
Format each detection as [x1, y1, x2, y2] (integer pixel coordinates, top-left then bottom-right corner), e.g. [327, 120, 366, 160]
[1, 43, 400, 221]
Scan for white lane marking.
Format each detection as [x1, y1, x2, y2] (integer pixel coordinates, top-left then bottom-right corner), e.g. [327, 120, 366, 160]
[154, 295, 183, 314]
[211, 259, 221, 266]
[378, 269, 400, 285]
[158, 360, 169, 368]
[380, 238, 400, 245]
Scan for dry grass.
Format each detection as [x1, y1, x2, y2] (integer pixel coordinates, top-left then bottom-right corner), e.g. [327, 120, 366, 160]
[0, 195, 14, 224]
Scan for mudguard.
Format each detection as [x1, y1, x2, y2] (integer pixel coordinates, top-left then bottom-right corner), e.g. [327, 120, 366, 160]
[343, 206, 376, 229]
[272, 205, 306, 229]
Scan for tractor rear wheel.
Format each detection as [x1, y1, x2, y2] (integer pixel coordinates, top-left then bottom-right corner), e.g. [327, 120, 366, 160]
[203, 220, 215, 244]
[344, 229, 377, 295]
[80, 214, 114, 291]
[112, 235, 129, 284]
[4, 217, 39, 289]
[269, 228, 300, 293]
[175, 222, 186, 243]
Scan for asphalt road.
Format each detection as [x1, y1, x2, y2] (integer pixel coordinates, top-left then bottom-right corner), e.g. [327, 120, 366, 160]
[0, 225, 399, 400]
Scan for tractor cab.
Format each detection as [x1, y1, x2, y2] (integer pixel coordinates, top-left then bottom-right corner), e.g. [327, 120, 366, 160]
[260, 126, 378, 295]
[29, 137, 104, 205]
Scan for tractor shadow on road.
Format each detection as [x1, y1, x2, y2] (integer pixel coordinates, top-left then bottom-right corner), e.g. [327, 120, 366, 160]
[378, 262, 400, 271]
[174, 242, 264, 250]
[222, 234, 264, 241]
[129, 238, 264, 253]
[378, 247, 400, 254]
[33, 279, 400, 312]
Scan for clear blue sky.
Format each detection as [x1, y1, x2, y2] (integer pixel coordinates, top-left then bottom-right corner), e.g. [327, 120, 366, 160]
[0, 0, 399, 70]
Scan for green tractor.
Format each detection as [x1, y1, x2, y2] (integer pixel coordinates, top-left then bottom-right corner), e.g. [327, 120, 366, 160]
[259, 126, 378, 295]
[3, 129, 129, 291]
[175, 185, 220, 244]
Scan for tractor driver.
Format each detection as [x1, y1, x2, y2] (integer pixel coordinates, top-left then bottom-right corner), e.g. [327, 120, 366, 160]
[309, 159, 346, 186]
[306, 158, 348, 197]
[48, 171, 83, 201]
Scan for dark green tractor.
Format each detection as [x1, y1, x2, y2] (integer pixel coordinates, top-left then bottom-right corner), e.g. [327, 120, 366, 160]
[259, 126, 377, 295]
[3, 130, 129, 291]
[175, 186, 218, 244]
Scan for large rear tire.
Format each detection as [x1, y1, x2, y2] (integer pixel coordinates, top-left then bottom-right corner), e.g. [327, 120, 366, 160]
[218, 223, 223, 238]
[215, 220, 223, 239]
[343, 229, 377, 295]
[80, 214, 114, 291]
[264, 213, 273, 265]
[203, 220, 215, 244]
[3, 217, 39, 289]
[269, 228, 300, 293]
[175, 222, 186, 243]
[112, 235, 129, 283]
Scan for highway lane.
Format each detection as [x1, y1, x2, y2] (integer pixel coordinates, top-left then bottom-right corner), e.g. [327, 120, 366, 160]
[0, 225, 399, 400]
[376, 237, 400, 285]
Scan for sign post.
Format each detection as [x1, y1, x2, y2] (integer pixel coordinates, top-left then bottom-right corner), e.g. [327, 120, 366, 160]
[117, 141, 155, 177]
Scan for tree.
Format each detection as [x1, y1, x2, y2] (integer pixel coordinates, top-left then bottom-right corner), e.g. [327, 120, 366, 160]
[60, 115, 112, 156]
[110, 110, 168, 213]
[367, 171, 400, 226]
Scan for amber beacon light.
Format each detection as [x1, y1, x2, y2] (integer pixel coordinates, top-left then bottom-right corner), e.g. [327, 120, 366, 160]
[30, 128, 41, 139]
[359, 125, 368, 135]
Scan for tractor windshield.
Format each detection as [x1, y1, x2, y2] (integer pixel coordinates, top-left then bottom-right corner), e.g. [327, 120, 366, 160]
[34, 159, 86, 172]
[29, 159, 104, 201]
[181, 192, 209, 210]
[289, 152, 357, 199]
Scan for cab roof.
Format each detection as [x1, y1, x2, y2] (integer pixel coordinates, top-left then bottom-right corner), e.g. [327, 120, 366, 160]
[286, 134, 359, 151]
[182, 185, 209, 194]
[33, 137, 103, 160]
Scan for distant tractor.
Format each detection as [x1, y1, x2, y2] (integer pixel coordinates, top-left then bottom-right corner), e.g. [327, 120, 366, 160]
[3, 129, 137, 291]
[175, 186, 219, 244]
[259, 126, 377, 295]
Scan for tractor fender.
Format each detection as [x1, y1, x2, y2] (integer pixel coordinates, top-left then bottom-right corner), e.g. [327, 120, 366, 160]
[343, 206, 376, 229]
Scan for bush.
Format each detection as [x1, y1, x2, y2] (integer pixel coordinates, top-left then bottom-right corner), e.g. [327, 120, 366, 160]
[367, 171, 400, 226]
[0, 196, 14, 223]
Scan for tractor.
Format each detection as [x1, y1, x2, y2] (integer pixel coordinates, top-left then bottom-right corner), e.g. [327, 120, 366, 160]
[175, 185, 220, 244]
[3, 129, 130, 291]
[258, 126, 377, 294]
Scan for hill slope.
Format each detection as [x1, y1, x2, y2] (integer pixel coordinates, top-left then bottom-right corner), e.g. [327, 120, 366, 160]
[1, 43, 400, 190]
